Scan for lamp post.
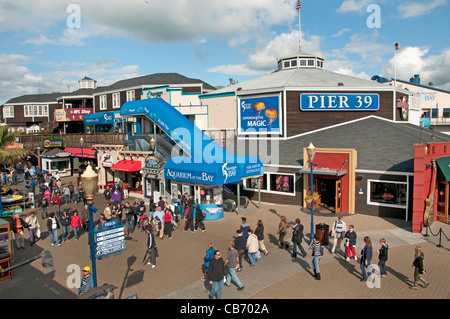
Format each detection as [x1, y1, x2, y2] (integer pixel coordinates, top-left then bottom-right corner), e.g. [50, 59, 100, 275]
[80, 137, 84, 175]
[81, 164, 98, 288]
[307, 142, 317, 243]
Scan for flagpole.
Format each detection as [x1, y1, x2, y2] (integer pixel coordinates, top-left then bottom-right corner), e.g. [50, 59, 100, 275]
[298, 7, 302, 53]
[394, 41, 397, 121]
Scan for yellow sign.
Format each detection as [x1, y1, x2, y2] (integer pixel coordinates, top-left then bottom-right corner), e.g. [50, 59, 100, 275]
[54, 109, 68, 122]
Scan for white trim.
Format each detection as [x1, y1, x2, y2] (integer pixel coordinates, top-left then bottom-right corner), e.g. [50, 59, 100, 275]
[355, 169, 414, 177]
[112, 92, 121, 109]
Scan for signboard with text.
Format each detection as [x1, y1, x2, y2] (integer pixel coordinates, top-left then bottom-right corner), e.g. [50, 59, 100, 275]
[300, 93, 380, 111]
[95, 221, 126, 258]
[238, 94, 282, 135]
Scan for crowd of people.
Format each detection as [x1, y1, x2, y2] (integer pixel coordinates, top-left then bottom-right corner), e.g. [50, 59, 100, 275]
[5, 169, 432, 297]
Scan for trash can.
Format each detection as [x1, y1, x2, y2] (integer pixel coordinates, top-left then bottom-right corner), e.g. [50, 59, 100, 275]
[315, 223, 330, 245]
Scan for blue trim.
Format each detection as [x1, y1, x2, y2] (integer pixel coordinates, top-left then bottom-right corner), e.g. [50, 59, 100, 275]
[200, 92, 236, 99]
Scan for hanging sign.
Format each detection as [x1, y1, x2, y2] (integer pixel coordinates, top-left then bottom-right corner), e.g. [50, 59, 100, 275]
[238, 94, 282, 135]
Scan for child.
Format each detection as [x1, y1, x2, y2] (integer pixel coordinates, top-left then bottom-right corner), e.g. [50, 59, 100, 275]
[344, 225, 357, 261]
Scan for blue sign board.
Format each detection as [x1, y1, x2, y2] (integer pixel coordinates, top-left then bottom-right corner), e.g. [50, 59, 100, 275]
[238, 94, 281, 134]
[94, 224, 126, 258]
[300, 93, 380, 111]
[84, 111, 119, 125]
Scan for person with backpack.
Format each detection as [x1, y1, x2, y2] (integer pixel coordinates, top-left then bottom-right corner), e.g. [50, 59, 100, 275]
[309, 234, 323, 280]
[202, 243, 215, 281]
[194, 205, 206, 232]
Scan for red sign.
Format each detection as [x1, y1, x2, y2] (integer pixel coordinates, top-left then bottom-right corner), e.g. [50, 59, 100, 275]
[66, 108, 93, 122]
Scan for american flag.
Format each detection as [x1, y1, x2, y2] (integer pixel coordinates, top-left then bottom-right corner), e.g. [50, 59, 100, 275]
[296, 0, 302, 10]
[395, 42, 400, 51]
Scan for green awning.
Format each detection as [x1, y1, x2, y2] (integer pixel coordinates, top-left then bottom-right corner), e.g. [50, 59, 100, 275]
[435, 156, 450, 181]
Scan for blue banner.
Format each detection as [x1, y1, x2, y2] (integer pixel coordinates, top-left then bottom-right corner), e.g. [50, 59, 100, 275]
[238, 95, 281, 134]
[84, 111, 119, 125]
[300, 93, 380, 111]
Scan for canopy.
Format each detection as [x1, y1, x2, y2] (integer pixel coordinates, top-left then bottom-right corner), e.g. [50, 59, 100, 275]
[436, 156, 450, 182]
[110, 160, 142, 172]
[64, 147, 96, 159]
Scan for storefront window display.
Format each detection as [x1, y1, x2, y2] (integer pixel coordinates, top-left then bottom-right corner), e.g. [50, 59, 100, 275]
[270, 174, 294, 193]
[368, 180, 407, 208]
[245, 175, 267, 190]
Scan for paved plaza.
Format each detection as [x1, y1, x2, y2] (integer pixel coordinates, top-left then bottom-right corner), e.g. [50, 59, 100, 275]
[0, 174, 449, 301]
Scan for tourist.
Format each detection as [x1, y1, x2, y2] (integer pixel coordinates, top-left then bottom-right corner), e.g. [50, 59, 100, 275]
[233, 229, 246, 272]
[225, 242, 244, 290]
[145, 225, 158, 268]
[25, 211, 40, 246]
[291, 218, 307, 258]
[185, 202, 195, 233]
[360, 236, 373, 281]
[330, 216, 347, 255]
[11, 213, 27, 250]
[194, 205, 206, 232]
[246, 229, 259, 267]
[310, 234, 322, 280]
[344, 225, 358, 261]
[124, 202, 136, 236]
[152, 206, 164, 239]
[71, 210, 83, 240]
[254, 220, 269, 256]
[47, 212, 61, 246]
[163, 207, 173, 239]
[202, 243, 215, 281]
[277, 215, 289, 249]
[111, 188, 122, 207]
[208, 250, 226, 299]
[410, 246, 429, 290]
[78, 266, 94, 295]
[59, 209, 72, 242]
[377, 238, 389, 278]
[40, 197, 49, 219]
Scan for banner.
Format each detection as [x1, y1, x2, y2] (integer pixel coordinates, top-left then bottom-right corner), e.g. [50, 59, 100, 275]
[238, 94, 282, 135]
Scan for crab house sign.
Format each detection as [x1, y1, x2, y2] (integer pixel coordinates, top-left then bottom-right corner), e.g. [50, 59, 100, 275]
[300, 93, 380, 111]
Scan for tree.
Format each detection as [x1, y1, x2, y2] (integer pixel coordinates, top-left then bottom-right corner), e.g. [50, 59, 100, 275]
[0, 125, 29, 164]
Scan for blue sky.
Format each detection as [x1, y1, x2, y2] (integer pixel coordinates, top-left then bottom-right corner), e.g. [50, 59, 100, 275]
[1, 0, 449, 105]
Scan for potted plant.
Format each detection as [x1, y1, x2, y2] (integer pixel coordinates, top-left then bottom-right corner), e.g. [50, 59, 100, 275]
[305, 191, 320, 208]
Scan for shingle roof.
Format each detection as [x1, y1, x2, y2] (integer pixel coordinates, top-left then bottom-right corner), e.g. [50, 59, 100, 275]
[94, 73, 216, 93]
[4, 92, 62, 104]
[235, 116, 450, 173]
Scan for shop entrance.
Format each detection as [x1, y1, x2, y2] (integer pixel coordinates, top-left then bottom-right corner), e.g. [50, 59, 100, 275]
[437, 181, 449, 223]
[317, 178, 342, 213]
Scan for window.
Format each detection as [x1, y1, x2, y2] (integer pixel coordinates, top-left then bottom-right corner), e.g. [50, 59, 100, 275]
[284, 61, 290, 68]
[112, 93, 121, 109]
[308, 59, 315, 66]
[126, 90, 135, 102]
[443, 108, 450, 118]
[50, 160, 69, 172]
[24, 105, 48, 117]
[3, 105, 14, 118]
[431, 108, 439, 118]
[300, 59, 307, 66]
[270, 174, 295, 193]
[290, 59, 297, 67]
[245, 175, 267, 190]
[99, 95, 107, 110]
[367, 180, 407, 208]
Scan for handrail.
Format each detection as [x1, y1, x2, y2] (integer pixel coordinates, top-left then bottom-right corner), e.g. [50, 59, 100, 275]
[423, 225, 450, 248]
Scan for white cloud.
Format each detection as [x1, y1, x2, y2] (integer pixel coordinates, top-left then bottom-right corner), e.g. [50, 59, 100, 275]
[337, 0, 374, 14]
[332, 28, 351, 38]
[382, 46, 450, 90]
[0, 53, 140, 104]
[398, 0, 447, 19]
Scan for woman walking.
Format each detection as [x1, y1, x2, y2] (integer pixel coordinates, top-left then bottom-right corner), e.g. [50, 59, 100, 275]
[377, 238, 389, 277]
[277, 215, 289, 249]
[71, 210, 83, 240]
[254, 220, 269, 256]
[360, 236, 373, 281]
[163, 207, 173, 239]
[202, 243, 215, 281]
[410, 246, 429, 290]
[246, 229, 259, 267]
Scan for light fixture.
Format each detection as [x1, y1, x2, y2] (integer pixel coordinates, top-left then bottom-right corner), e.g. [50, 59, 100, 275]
[81, 164, 98, 204]
[307, 142, 316, 162]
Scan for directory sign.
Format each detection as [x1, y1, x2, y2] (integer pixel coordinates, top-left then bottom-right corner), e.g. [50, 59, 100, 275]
[95, 222, 126, 258]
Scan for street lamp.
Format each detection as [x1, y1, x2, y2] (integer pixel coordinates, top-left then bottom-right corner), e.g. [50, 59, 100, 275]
[81, 164, 98, 288]
[80, 137, 84, 174]
[307, 142, 317, 243]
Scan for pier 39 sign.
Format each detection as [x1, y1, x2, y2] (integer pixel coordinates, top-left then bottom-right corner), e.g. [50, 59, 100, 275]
[300, 93, 380, 111]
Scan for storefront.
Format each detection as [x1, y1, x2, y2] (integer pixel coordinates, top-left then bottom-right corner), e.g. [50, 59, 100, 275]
[40, 148, 73, 177]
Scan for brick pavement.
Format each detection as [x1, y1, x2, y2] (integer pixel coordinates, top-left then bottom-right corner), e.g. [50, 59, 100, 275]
[0, 174, 449, 300]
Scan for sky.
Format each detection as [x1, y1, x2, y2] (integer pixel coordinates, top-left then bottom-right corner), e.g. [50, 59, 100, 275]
[0, 0, 449, 105]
